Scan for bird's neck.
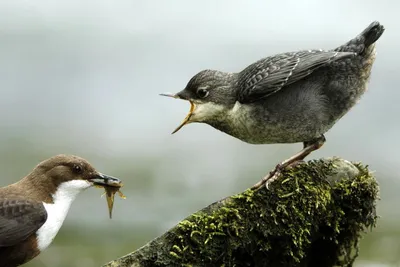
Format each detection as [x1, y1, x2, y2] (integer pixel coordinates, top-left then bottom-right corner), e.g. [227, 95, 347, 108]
[0, 177, 54, 203]
[205, 101, 254, 142]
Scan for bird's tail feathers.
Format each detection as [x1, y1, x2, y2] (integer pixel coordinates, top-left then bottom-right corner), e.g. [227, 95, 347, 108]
[335, 21, 385, 55]
[359, 21, 385, 48]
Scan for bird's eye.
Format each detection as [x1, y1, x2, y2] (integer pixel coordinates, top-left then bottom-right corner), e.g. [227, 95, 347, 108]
[72, 165, 83, 174]
[197, 88, 209, 98]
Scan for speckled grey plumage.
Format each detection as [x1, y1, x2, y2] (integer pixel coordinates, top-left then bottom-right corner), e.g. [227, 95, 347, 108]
[172, 21, 384, 145]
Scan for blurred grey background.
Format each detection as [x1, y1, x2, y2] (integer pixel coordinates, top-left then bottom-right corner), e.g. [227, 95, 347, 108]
[0, 0, 397, 266]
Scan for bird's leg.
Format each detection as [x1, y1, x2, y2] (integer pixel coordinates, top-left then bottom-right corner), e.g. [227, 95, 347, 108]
[251, 135, 326, 190]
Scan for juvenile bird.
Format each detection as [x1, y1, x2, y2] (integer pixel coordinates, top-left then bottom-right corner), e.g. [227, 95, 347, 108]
[161, 21, 384, 189]
[0, 154, 122, 267]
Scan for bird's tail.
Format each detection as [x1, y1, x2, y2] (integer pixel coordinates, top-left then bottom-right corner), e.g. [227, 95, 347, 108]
[335, 21, 385, 55]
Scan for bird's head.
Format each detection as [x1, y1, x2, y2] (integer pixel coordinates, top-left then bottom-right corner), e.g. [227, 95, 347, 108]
[26, 154, 122, 200]
[161, 70, 237, 133]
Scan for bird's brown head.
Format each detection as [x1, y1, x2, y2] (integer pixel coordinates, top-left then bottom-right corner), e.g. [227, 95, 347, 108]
[21, 154, 121, 202]
[161, 70, 238, 134]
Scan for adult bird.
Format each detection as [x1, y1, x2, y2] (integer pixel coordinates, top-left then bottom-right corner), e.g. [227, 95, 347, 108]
[0, 154, 122, 267]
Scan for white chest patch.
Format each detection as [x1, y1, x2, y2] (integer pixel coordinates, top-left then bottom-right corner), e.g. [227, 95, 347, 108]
[36, 180, 91, 251]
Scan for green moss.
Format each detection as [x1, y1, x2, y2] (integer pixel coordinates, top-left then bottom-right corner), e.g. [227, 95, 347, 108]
[166, 159, 378, 267]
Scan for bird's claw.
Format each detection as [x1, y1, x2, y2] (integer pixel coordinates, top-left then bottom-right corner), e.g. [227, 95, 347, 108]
[251, 163, 283, 190]
[252, 160, 306, 190]
[265, 170, 282, 189]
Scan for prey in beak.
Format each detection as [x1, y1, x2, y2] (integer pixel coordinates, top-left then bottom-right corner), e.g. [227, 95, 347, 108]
[89, 173, 122, 187]
[90, 173, 126, 219]
[160, 92, 196, 134]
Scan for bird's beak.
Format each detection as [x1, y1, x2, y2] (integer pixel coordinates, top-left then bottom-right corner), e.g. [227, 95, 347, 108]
[160, 91, 197, 134]
[159, 92, 180, 99]
[89, 173, 123, 187]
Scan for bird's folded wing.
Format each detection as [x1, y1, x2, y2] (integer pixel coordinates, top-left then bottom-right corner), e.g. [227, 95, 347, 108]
[0, 199, 47, 247]
[237, 50, 355, 103]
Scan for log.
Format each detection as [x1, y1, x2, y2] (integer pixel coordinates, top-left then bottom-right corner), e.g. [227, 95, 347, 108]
[103, 157, 378, 267]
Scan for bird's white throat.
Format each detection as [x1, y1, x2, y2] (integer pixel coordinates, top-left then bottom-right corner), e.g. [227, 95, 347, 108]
[192, 101, 248, 123]
[36, 180, 91, 251]
[191, 102, 227, 122]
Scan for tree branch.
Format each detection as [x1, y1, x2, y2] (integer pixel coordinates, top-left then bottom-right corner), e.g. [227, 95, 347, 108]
[103, 157, 378, 267]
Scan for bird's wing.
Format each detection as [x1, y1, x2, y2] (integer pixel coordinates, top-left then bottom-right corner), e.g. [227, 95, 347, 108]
[0, 199, 47, 247]
[237, 50, 355, 103]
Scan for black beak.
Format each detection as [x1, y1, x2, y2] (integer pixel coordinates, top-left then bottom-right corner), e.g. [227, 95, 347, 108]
[89, 173, 122, 187]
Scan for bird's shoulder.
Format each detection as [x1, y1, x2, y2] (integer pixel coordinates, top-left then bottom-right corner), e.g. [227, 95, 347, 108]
[0, 198, 47, 247]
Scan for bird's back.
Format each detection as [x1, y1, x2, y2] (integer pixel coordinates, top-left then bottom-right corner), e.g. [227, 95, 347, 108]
[224, 22, 385, 144]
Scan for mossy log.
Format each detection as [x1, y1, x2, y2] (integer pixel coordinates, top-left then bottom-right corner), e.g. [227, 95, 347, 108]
[103, 158, 378, 267]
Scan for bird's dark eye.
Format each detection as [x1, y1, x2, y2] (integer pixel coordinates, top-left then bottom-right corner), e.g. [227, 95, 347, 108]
[196, 88, 209, 98]
[72, 165, 83, 174]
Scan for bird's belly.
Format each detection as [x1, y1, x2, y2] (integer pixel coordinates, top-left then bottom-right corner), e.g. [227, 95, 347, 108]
[217, 102, 332, 144]
[226, 120, 327, 144]
[0, 235, 40, 267]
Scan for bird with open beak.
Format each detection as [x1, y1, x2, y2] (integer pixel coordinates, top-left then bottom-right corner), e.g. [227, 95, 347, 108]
[161, 21, 384, 189]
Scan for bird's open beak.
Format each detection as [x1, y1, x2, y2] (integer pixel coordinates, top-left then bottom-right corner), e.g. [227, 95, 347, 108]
[160, 92, 196, 134]
[89, 173, 123, 187]
[171, 101, 196, 134]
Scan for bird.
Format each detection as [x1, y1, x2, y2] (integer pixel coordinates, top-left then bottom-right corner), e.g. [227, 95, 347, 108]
[0, 154, 122, 267]
[161, 21, 385, 189]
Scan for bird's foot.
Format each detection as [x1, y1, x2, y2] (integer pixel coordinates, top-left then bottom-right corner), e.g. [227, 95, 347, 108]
[251, 135, 325, 191]
[263, 164, 283, 190]
[252, 160, 305, 190]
